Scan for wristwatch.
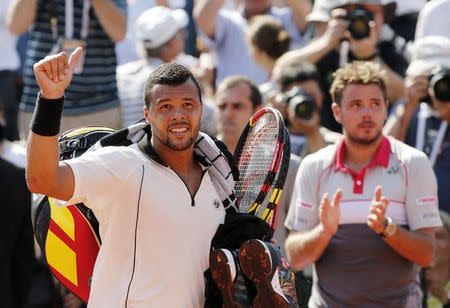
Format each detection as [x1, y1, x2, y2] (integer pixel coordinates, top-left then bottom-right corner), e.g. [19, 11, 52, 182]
[381, 217, 397, 238]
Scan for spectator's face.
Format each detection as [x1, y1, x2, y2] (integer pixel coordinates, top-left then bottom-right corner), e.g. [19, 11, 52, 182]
[144, 79, 202, 151]
[216, 83, 256, 147]
[284, 80, 324, 134]
[343, 4, 384, 38]
[284, 79, 324, 110]
[332, 83, 387, 145]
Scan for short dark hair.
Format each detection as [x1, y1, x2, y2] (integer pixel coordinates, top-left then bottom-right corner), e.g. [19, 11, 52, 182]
[279, 62, 321, 91]
[143, 63, 202, 107]
[217, 75, 263, 108]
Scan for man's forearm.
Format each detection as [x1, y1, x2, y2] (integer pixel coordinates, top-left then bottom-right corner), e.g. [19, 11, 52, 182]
[194, 0, 224, 38]
[6, 0, 37, 35]
[276, 35, 335, 74]
[384, 227, 436, 267]
[91, 0, 126, 42]
[285, 224, 332, 270]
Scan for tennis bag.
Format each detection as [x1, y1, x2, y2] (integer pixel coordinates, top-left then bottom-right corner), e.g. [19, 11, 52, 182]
[32, 126, 116, 303]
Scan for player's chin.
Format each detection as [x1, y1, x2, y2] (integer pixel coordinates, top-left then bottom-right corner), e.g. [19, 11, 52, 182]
[168, 136, 196, 151]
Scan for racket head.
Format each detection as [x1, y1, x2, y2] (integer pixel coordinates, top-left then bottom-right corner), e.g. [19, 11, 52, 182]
[233, 107, 286, 215]
[258, 126, 291, 232]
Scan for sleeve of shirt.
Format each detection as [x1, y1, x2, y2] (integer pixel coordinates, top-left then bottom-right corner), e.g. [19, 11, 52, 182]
[405, 152, 443, 230]
[62, 147, 129, 212]
[285, 155, 320, 232]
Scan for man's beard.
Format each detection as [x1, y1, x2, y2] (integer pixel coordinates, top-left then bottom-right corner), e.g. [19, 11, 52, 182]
[347, 129, 382, 146]
[153, 125, 198, 151]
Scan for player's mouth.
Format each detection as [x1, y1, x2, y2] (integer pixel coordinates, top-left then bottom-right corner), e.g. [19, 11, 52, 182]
[169, 125, 190, 134]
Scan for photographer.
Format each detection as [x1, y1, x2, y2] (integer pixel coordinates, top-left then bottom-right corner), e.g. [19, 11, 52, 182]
[385, 36, 450, 215]
[274, 0, 406, 133]
[275, 62, 340, 158]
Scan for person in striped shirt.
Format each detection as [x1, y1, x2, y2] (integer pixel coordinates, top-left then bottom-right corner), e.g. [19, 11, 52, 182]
[7, 0, 126, 138]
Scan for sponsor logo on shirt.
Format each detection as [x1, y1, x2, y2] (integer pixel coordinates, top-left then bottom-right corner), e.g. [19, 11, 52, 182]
[296, 200, 313, 209]
[416, 196, 436, 206]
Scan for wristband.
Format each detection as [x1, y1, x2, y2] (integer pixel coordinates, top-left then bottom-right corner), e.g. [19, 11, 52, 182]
[30, 92, 65, 136]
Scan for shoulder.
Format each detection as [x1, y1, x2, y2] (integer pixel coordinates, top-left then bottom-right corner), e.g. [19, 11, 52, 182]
[388, 136, 429, 165]
[301, 143, 337, 173]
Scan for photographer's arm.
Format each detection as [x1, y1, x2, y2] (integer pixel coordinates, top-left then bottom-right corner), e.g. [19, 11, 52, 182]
[26, 49, 83, 201]
[6, 0, 37, 35]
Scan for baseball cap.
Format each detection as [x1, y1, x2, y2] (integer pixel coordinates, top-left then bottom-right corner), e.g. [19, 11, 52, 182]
[335, 0, 397, 22]
[407, 36, 450, 76]
[135, 6, 189, 49]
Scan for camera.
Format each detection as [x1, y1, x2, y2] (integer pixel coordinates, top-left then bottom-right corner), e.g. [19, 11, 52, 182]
[429, 66, 450, 102]
[276, 87, 315, 120]
[345, 8, 374, 40]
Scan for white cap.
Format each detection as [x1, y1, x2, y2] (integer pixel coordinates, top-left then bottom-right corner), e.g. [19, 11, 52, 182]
[407, 36, 450, 76]
[135, 6, 189, 49]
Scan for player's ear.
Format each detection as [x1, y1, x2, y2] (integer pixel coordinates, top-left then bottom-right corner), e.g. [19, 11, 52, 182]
[332, 102, 342, 124]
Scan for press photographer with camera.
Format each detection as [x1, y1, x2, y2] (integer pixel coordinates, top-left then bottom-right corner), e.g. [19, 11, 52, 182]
[274, 0, 406, 133]
[385, 36, 450, 215]
[275, 62, 341, 158]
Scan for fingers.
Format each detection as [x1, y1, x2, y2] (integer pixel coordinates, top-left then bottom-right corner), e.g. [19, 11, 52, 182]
[374, 185, 382, 202]
[320, 192, 330, 214]
[68, 47, 84, 71]
[332, 189, 343, 208]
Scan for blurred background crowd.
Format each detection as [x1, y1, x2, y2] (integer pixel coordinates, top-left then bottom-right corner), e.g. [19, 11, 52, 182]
[1, 0, 450, 307]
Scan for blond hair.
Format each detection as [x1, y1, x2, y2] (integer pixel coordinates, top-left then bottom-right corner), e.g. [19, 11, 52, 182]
[330, 61, 388, 104]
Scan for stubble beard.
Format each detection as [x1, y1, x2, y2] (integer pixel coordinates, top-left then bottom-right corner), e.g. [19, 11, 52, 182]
[347, 129, 382, 146]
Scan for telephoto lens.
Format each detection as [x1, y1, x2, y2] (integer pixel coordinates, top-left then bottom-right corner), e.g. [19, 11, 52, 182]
[276, 87, 316, 120]
[429, 67, 450, 102]
[346, 8, 374, 40]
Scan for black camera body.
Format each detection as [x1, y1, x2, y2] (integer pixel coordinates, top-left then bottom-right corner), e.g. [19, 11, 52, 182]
[345, 8, 374, 40]
[276, 87, 316, 120]
[429, 66, 450, 103]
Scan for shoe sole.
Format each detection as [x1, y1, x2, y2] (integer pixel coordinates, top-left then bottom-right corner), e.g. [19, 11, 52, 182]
[210, 249, 246, 308]
[239, 240, 290, 308]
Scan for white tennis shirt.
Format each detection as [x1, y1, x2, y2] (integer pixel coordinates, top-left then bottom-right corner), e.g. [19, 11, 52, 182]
[64, 144, 225, 307]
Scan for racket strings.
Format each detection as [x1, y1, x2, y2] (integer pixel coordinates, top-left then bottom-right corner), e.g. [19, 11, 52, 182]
[235, 117, 279, 211]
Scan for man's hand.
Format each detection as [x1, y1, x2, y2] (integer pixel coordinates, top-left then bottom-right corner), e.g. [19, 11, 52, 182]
[405, 74, 429, 107]
[319, 189, 342, 237]
[33, 47, 84, 99]
[324, 9, 348, 49]
[367, 185, 389, 234]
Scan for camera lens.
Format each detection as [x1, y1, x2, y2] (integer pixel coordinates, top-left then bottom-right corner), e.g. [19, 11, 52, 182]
[290, 96, 315, 120]
[433, 76, 450, 102]
[430, 68, 450, 102]
[347, 8, 373, 40]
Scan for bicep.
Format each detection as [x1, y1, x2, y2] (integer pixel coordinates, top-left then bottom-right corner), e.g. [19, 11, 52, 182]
[49, 162, 75, 201]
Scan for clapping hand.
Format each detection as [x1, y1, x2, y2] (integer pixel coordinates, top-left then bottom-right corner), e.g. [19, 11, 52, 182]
[367, 185, 389, 234]
[319, 189, 343, 237]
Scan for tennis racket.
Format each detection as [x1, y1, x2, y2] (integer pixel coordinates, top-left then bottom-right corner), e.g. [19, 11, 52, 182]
[233, 107, 290, 231]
